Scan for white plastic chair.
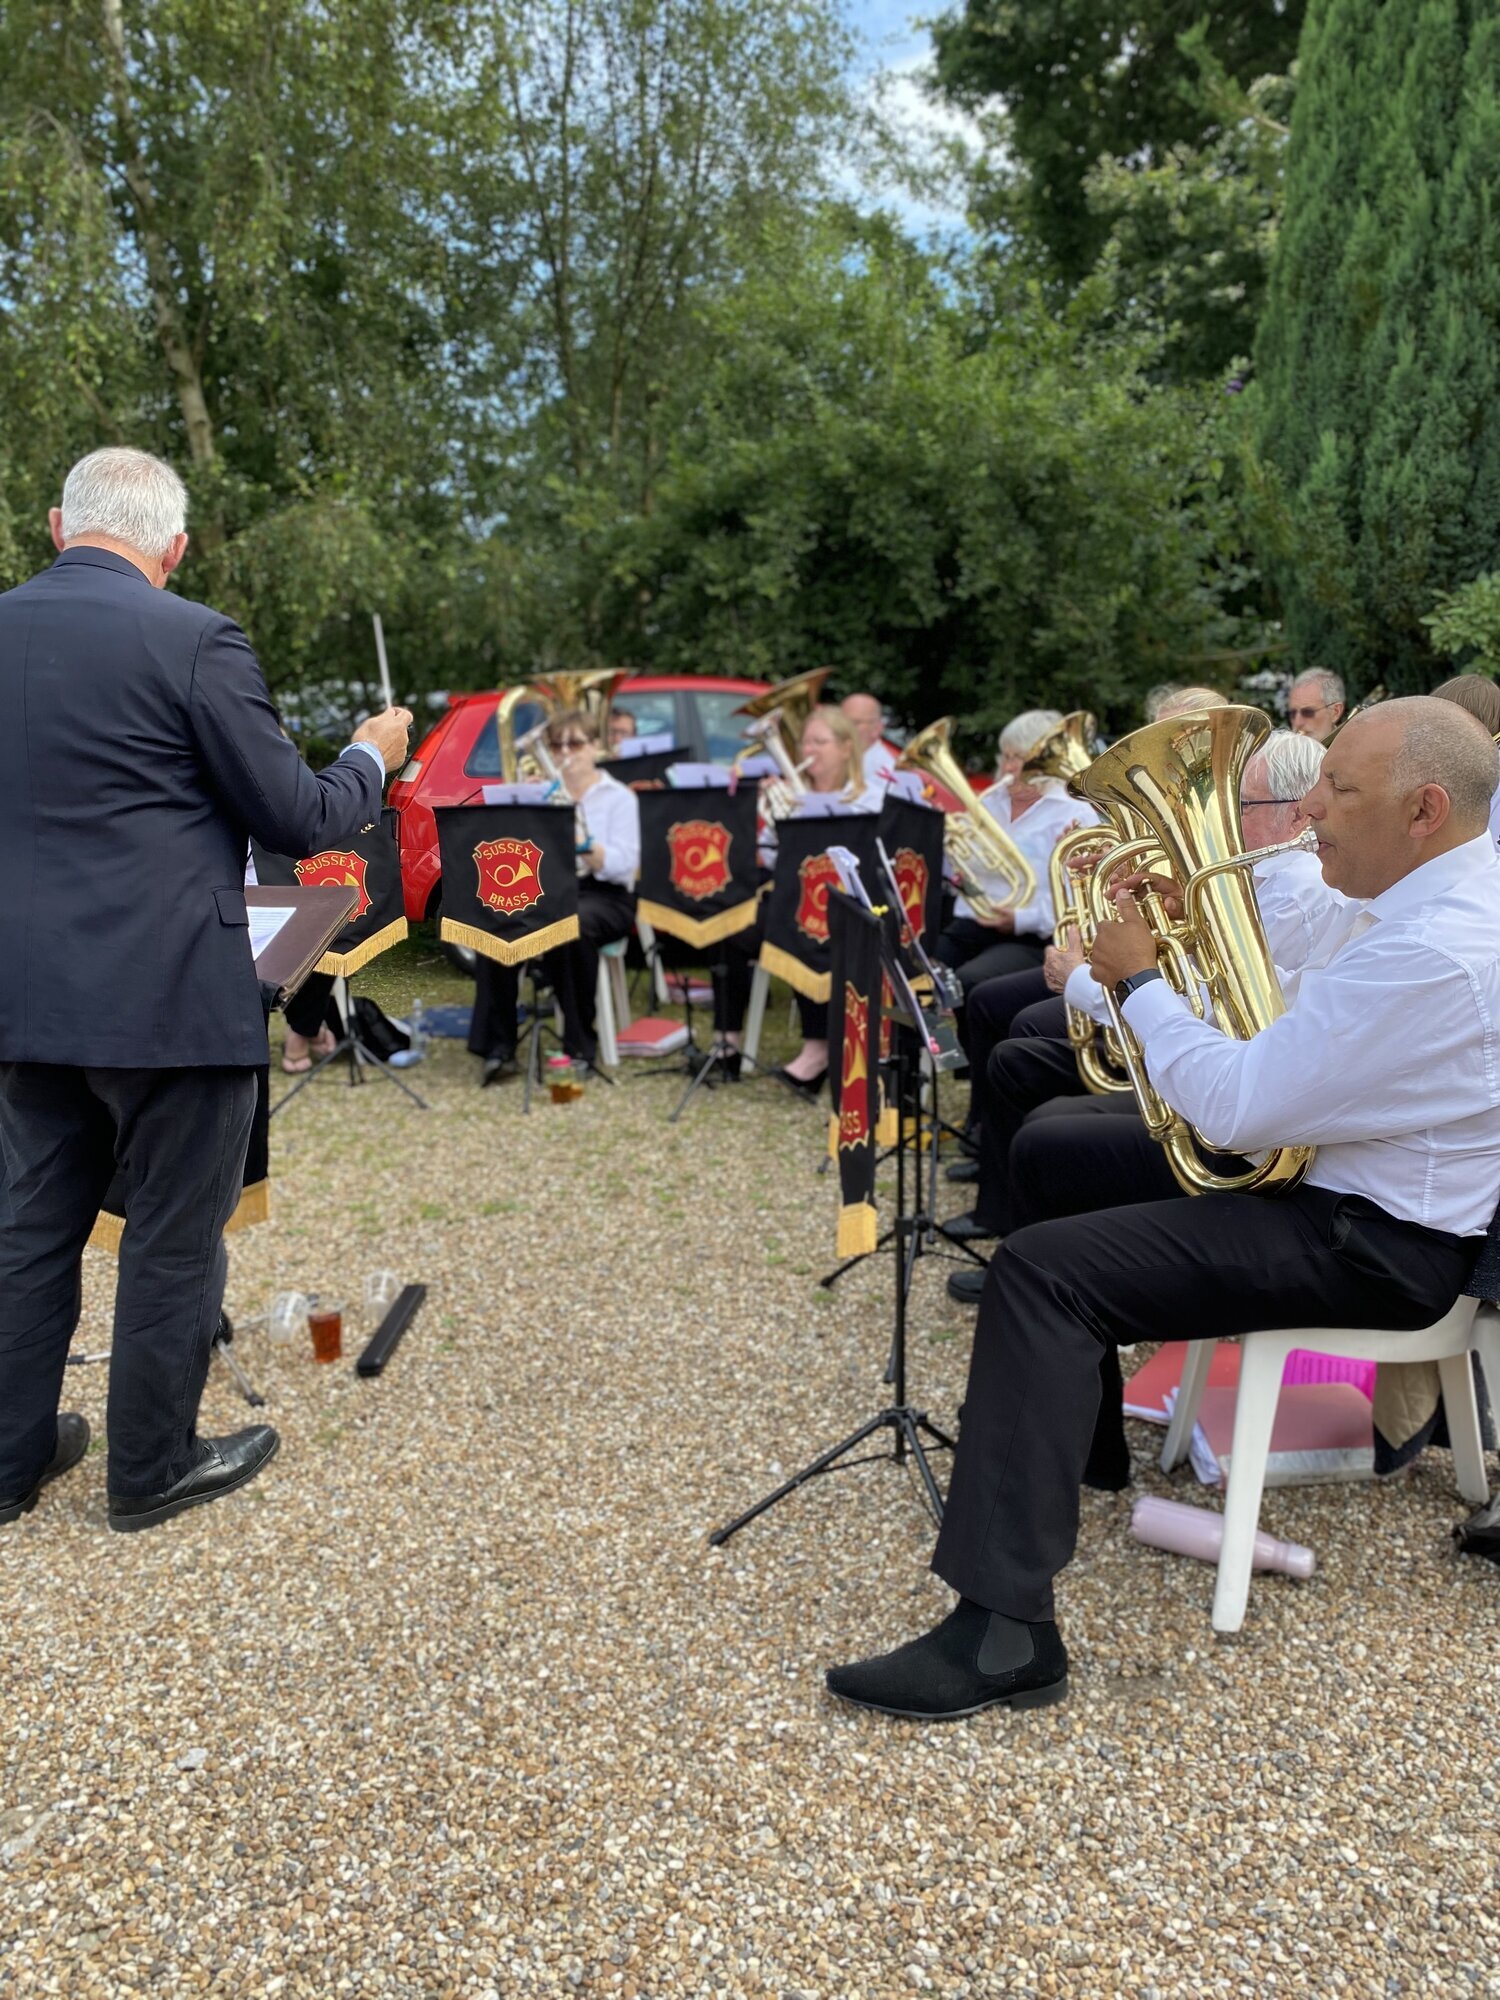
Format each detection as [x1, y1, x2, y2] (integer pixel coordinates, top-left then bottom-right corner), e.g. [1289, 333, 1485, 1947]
[593, 939, 629, 1070]
[1159, 1297, 1495, 1633]
[632, 913, 671, 1006]
[741, 964, 771, 1073]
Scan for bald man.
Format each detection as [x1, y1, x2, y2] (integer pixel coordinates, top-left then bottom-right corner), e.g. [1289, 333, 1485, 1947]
[828, 698, 1500, 1720]
[840, 692, 890, 789]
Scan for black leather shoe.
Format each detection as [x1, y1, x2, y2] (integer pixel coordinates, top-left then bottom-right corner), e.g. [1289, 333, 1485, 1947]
[710, 1044, 743, 1081]
[943, 1210, 997, 1244]
[0, 1414, 91, 1525]
[773, 1065, 828, 1102]
[946, 1265, 987, 1306]
[945, 1159, 980, 1184]
[827, 1599, 1068, 1721]
[481, 1054, 519, 1086]
[108, 1427, 280, 1533]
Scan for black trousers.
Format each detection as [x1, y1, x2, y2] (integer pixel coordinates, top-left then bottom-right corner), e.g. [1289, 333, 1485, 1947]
[468, 882, 636, 1064]
[933, 1187, 1476, 1621]
[961, 968, 1054, 1124]
[283, 971, 341, 1041]
[935, 920, 1047, 998]
[0, 1063, 257, 1500]
[716, 914, 827, 1039]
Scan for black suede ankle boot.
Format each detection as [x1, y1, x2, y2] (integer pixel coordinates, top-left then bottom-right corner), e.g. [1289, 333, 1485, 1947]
[826, 1599, 1068, 1721]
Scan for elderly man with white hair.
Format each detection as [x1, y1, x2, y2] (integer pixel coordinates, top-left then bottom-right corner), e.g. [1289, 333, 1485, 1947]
[1287, 666, 1346, 743]
[828, 698, 1500, 1718]
[0, 447, 412, 1534]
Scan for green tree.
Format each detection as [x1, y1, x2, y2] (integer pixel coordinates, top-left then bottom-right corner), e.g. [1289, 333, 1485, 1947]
[930, 0, 1306, 285]
[591, 215, 1269, 748]
[1250, 0, 1500, 693]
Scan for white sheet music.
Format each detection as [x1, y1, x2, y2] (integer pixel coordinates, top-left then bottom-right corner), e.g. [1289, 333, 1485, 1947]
[248, 904, 297, 959]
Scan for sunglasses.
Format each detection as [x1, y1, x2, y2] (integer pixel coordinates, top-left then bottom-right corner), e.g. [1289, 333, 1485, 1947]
[1240, 797, 1299, 808]
[550, 734, 591, 750]
[1289, 705, 1330, 720]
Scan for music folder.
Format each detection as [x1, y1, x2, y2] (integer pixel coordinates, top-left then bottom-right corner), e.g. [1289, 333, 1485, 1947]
[246, 884, 361, 1006]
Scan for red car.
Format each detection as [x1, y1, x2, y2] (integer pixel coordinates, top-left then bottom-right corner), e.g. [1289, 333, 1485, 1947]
[389, 674, 772, 923]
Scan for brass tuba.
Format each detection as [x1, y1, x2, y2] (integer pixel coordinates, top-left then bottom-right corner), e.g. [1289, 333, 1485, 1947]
[1049, 821, 1133, 1094]
[894, 717, 1037, 917]
[495, 670, 627, 782]
[731, 668, 833, 774]
[1073, 704, 1314, 1197]
[1021, 710, 1099, 786]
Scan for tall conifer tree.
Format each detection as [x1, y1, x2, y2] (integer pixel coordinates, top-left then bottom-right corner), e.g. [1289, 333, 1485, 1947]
[1252, 0, 1500, 691]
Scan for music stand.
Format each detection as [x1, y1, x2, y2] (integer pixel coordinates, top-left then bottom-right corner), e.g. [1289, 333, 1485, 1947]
[709, 944, 955, 1546]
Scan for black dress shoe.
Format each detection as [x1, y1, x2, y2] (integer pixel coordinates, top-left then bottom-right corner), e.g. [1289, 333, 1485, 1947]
[943, 1210, 998, 1243]
[0, 1413, 91, 1526]
[946, 1265, 987, 1306]
[773, 1065, 828, 1101]
[710, 1044, 743, 1080]
[108, 1426, 280, 1534]
[827, 1599, 1069, 1721]
[945, 1158, 980, 1184]
[481, 1054, 519, 1086]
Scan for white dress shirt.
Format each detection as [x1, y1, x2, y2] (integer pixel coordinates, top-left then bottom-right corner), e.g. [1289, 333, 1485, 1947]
[1486, 763, 1500, 854]
[1120, 834, 1500, 1235]
[954, 783, 1099, 936]
[576, 771, 640, 888]
[1063, 843, 1352, 1028]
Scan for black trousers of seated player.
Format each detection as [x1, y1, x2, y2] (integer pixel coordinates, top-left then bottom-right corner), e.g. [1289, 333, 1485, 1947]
[468, 881, 635, 1066]
[716, 913, 828, 1041]
[0, 1063, 256, 1501]
[933, 1188, 1476, 1621]
[935, 920, 1047, 997]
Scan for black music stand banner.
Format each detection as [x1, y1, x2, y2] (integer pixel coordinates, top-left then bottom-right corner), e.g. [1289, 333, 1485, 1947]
[252, 808, 407, 979]
[877, 795, 946, 951]
[827, 891, 884, 1256]
[759, 811, 881, 1002]
[435, 803, 580, 966]
[636, 785, 761, 948]
[91, 1066, 270, 1252]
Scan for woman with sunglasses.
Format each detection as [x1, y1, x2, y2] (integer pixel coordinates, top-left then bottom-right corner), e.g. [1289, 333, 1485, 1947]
[467, 708, 641, 1082]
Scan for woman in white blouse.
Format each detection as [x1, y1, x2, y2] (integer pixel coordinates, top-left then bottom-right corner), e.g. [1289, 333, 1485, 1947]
[468, 709, 641, 1082]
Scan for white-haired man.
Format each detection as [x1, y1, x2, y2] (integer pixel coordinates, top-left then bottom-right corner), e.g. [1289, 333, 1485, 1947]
[1288, 667, 1346, 743]
[0, 448, 412, 1533]
[829, 699, 1500, 1718]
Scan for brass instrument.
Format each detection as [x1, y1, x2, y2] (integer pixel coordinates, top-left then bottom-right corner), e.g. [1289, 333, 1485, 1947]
[894, 717, 1037, 917]
[1022, 710, 1099, 786]
[1328, 682, 1386, 741]
[1049, 823, 1132, 1094]
[495, 670, 627, 782]
[1073, 704, 1314, 1197]
[742, 713, 813, 822]
[731, 668, 833, 777]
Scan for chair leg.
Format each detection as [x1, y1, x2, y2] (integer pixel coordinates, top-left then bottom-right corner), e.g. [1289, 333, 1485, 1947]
[595, 960, 619, 1070]
[742, 965, 770, 1071]
[1161, 1341, 1218, 1473]
[635, 915, 670, 1005]
[609, 952, 631, 1030]
[1212, 1340, 1288, 1634]
[1437, 1353, 1490, 1505]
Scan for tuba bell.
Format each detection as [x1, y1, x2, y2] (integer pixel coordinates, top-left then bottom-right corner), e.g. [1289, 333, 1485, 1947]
[1072, 704, 1314, 1197]
[731, 669, 833, 774]
[894, 717, 1037, 917]
[1021, 710, 1099, 786]
[495, 669, 628, 782]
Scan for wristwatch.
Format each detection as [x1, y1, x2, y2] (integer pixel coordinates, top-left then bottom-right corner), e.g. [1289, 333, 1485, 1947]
[1113, 966, 1164, 1010]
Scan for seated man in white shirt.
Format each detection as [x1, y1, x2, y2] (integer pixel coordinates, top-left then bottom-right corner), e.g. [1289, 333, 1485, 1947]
[827, 698, 1500, 1719]
[468, 710, 641, 1081]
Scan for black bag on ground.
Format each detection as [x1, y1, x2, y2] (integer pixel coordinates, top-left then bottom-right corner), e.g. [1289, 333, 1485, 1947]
[352, 996, 410, 1061]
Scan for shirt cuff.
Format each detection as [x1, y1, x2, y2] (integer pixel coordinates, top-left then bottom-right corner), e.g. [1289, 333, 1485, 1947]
[1121, 975, 1191, 1038]
[1063, 963, 1110, 1025]
[341, 741, 387, 785]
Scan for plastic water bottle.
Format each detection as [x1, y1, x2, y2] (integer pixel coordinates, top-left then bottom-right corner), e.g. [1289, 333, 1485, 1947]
[390, 998, 426, 1068]
[1129, 1494, 1316, 1579]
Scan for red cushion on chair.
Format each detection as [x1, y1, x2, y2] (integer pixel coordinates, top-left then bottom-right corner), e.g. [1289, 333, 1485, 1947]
[616, 1017, 690, 1056]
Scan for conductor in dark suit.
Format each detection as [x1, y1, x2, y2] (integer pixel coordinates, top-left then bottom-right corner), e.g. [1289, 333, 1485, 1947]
[0, 447, 413, 1532]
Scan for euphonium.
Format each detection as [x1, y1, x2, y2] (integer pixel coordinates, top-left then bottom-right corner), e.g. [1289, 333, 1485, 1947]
[1021, 710, 1099, 786]
[1073, 704, 1314, 1197]
[743, 713, 813, 821]
[1049, 822, 1132, 1094]
[894, 718, 1037, 917]
[496, 670, 628, 781]
[731, 668, 833, 776]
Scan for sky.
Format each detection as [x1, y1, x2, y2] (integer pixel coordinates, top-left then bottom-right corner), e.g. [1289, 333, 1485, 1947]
[843, 0, 986, 238]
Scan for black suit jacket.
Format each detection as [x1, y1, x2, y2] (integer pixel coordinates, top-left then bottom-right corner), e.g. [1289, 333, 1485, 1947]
[0, 547, 383, 1066]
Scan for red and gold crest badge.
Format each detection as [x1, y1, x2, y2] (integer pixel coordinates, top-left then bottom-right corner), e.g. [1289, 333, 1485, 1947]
[295, 849, 372, 922]
[667, 820, 732, 903]
[473, 837, 545, 915]
[794, 852, 842, 944]
[891, 846, 929, 937]
[839, 984, 871, 1150]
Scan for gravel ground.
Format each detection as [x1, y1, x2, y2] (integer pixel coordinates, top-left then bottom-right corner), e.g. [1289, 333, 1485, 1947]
[3, 941, 1498, 1999]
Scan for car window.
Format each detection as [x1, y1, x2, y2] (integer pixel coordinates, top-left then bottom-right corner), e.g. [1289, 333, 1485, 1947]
[463, 698, 546, 778]
[610, 689, 679, 743]
[693, 688, 757, 763]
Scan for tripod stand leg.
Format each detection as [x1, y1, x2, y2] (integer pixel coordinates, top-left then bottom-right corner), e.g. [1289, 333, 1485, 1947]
[212, 1336, 267, 1409]
[895, 1408, 950, 1524]
[817, 1225, 896, 1289]
[709, 1410, 896, 1546]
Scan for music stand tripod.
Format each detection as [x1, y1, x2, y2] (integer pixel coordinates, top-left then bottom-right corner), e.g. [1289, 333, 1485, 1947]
[272, 974, 427, 1116]
[709, 1023, 955, 1546]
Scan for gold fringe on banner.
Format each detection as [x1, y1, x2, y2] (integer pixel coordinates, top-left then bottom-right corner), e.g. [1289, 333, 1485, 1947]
[836, 1200, 879, 1258]
[876, 1098, 899, 1146]
[827, 1112, 840, 1161]
[87, 1178, 271, 1257]
[758, 943, 831, 1003]
[636, 897, 759, 949]
[316, 917, 408, 979]
[441, 915, 580, 965]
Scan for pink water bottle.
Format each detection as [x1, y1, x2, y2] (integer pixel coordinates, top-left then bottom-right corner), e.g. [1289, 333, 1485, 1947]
[1130, 1494, 1316, 1579]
